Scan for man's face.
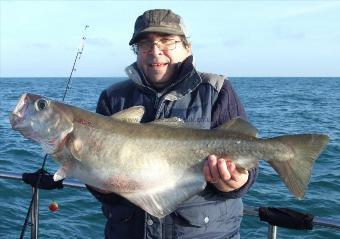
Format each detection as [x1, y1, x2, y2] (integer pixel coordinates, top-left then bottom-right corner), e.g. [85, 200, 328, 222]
[136, 33, 192, 89]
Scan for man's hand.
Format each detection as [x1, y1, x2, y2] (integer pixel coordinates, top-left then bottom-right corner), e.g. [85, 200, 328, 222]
[203, 154, 249, 192]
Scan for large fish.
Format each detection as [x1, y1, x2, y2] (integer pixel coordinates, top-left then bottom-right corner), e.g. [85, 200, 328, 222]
[10, 93, 329, 218]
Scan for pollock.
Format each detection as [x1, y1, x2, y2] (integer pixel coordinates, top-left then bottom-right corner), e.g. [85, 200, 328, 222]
[10, 93, 329, 218]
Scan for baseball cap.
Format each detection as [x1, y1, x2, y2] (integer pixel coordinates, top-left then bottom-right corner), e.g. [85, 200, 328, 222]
[129, 9, 187, 45]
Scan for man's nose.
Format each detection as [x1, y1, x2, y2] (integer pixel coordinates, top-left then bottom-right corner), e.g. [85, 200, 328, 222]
[148, 43, 163, 54]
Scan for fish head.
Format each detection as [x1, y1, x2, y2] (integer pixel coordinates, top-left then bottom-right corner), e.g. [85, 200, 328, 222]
[9, 93, 74, 154]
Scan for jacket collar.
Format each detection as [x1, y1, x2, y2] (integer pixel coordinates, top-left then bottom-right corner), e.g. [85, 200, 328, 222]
[124, 56, 202, 101]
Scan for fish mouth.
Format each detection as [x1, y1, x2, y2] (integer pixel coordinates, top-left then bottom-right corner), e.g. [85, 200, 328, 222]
[9, 93, 28, 129]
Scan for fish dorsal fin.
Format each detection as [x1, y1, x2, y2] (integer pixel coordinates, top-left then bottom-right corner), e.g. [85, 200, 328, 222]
[111, 106, 145, 123]
[218, 117, 258, 137]
[151, 117, 185, 127]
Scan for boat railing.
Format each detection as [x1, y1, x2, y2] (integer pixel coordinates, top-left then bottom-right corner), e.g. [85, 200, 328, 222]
[1, 170, 340, 239]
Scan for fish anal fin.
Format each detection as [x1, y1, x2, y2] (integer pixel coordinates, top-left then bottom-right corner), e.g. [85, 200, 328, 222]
[218, 117, 258, 137]
[122, 174, 206, 218]
[111, 106, 145, 123]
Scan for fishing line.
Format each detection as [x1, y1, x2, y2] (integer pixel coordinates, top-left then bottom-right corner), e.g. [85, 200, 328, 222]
[19, 25, 89, 239]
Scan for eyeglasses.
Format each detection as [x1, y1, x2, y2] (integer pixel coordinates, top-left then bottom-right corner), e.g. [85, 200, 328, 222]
[132, 39, 182, 53]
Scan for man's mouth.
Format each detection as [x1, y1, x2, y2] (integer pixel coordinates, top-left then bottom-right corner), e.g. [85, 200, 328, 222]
[149, 63, 168, 68]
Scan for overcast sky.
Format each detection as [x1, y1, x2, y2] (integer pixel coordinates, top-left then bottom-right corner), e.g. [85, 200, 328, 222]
[1, 0, 340, 77]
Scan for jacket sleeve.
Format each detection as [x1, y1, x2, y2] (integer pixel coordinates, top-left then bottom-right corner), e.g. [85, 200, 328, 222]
[210, 79, 258, 198]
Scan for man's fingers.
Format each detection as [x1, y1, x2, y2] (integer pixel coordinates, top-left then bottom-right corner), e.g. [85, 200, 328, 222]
[204, 155, 247, 189]
[203, 160, 213, 182]
[208, 155, 221, 183]
[217, 158, 231, 182]
[226, 161, 241, 182]
[203, 155, 250, 192]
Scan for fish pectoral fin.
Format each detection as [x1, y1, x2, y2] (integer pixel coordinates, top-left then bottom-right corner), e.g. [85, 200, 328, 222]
[218, 117, 258, 137]
[69, 136, 84, 161]
[150, 117, 185, 128]
[110, 106, 145, 123]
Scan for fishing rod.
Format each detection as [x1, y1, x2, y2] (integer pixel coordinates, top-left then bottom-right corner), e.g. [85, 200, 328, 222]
[62, 25, 89, 101]
[19, 25, 89, 239]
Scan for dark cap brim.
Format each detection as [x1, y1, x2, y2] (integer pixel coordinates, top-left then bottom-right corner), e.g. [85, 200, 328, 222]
[129, 26, 185, 45]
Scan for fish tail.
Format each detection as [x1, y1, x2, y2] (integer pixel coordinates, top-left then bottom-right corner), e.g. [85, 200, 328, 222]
[267, 134, 329, 199]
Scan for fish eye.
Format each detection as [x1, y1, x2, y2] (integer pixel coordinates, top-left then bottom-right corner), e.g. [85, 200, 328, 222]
[35, 99, 48, 111]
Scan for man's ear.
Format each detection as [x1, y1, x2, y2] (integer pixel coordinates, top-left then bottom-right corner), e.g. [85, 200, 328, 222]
[186, 43, 192, 54]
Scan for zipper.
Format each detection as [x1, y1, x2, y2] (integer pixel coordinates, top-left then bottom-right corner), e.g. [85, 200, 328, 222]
[153, 70, 194, 119]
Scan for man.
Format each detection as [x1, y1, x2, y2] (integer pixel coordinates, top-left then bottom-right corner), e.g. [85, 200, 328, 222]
[87, 9, 257, 239]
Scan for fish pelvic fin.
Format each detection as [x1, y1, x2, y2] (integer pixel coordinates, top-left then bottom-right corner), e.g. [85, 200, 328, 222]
[218, 117, 258, 137]
[268, 134, 329, 199]
[53, 167, 67, 181]
[53, 161, 75, 181]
